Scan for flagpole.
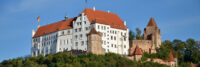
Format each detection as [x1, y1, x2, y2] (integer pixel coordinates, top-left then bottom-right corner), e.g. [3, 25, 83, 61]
[85, 0, 88, 8]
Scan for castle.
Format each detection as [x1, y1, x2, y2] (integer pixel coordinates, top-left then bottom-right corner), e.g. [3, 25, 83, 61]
[129, 17, 161, 56]
[31, 8, 176, 67]
[32, 8, 129, 56]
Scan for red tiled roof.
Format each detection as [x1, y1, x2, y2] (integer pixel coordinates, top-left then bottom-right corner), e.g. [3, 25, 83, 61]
[33, 8, 127, 38]
[168, 51, 175, 61]
[134, 45, 143, 55]
[33, 18, 75, 38]
[82, 8, 127, 30]
[147, 17, 158, 27]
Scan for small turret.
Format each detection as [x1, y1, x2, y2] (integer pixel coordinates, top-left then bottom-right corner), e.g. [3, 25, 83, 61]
[32, 29, 35, 37]
[65, 15, 68, 20]
[144, 17, 161, 48]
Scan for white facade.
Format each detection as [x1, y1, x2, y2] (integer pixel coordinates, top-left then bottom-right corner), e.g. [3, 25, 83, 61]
[32, 11, 129, 56]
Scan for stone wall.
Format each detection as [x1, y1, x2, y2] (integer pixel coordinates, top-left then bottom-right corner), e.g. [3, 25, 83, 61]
[129, 40, 153, 55]
[87, 34, 105, 55]
[147, 58, 176, 67]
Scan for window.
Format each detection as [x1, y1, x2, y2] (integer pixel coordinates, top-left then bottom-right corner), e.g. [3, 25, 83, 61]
[101, 26, 103, 30]
[62, 31, 64, 35]
[77, 23, 79, 25]
[115, 45, 117, 48]
[124, 38, 126, 41]
[85, 27, 88, 30]
[124, 45, 126, 48]
[111, 36, 113, 40]
[111, 44, 113, 47]
[81, 41, 84, 46]
[98, 25, 100, 29]
[75, 35, 78, 39]
[80, 34, 83, 38]
[68, 30, 70, 34]
[114, 36, 116, 40]
[84, 21, 86, 24]
[80, 22, 82, 25]
[76, 42, 78, 46]
[67, 40, 68, 44]
[104, 26, 106, 30]
[75, 29, 77, 32]
[79, 28, 82, 32]
[104, 41, 106, 45]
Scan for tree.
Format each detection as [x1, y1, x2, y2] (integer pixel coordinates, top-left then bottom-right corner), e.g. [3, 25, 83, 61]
[136, 28, 143, 40]
[129, 30, 135, 40]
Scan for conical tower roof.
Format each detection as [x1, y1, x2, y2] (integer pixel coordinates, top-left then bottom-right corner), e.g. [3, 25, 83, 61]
[147, 17, 158, 27]
[89, 27, 99, 35]
[134, 45, 143, 55]
[168, 51, 175, 61]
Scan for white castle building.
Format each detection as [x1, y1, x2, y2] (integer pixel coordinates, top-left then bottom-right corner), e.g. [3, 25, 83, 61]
[32, 8, 129, 56]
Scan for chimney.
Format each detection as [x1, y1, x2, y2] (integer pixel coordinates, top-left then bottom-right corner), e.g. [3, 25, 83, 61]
[107, 10, 110, 13]
[32, 29, 35, 37]
[124, 21, 126, 25]
[93, 6, 96, 11]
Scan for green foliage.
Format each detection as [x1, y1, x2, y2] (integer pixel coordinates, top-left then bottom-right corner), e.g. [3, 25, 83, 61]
[129, 30, 135, 40]
[0, 52, 169, 67]
[129, 28, 143, 40]
[136, 28, 143, 40]
[178, 62, 191, 67]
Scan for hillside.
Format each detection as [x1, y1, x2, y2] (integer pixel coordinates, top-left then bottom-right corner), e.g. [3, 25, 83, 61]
[0, 52, 169, 67]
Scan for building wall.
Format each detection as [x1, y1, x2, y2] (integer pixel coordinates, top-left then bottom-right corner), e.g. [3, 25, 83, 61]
[93, 23, 129, 55]
[87, 34, 105, 55]
[144, 26, 161, 48]
[72, 13, 91, 51]
[134, 55, 142, 61]
[56, 29, 73, 52]
[32, 32, 58, 56]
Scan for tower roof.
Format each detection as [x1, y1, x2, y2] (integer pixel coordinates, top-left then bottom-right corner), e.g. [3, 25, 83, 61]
[134, 45, 143, 55]
[89, 27, 99, 35]
[168, 51, 175, 61]
[147, 17, 158, 27]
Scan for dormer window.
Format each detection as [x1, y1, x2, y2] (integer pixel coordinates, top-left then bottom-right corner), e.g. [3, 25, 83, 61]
[62, 31, 64, 35]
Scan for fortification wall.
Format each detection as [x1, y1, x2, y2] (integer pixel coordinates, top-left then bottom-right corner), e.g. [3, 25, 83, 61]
[129, 40, 153, 55]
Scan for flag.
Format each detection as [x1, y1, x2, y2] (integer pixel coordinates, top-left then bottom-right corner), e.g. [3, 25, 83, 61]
[37, 16, 40, 22]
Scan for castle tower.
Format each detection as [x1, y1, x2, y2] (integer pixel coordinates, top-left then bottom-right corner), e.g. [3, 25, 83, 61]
[133, 45, 143, 61]
[144, 18, 161, 48]
[87, 27, 105, 55]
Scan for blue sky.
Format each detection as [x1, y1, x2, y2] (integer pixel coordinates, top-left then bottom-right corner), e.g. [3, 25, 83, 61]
[0, 0, 199, 62]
